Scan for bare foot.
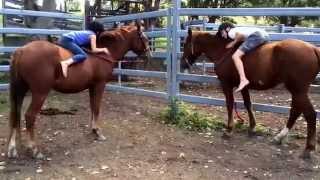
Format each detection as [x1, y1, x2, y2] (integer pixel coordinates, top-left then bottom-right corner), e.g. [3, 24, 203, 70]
[235, 79, 249, 92]
[60, 62, 68, 78]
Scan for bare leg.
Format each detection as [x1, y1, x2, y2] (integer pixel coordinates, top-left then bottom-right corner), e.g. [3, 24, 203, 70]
[233, 50, 249, 92]
[60, 58, 74, 78]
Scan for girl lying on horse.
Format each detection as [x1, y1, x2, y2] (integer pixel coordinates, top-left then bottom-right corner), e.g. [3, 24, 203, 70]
[218, 22, 269, 92]
[59, 21, 110, 77]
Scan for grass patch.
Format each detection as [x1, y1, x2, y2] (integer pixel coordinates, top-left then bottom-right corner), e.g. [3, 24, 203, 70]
[158, 99, 272, 135]
[0, 72, 9, 83]
[159, 99, 224, 132]
[0, 93, 9, 114]
[234, 121, 272, 135]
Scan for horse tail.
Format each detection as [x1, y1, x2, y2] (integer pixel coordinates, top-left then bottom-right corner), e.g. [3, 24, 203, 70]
[9, 48, 28, 136]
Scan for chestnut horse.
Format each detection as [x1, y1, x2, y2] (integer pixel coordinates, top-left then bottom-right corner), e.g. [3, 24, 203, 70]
[7, 24, 151, 159]
[181, 29, 320, 159]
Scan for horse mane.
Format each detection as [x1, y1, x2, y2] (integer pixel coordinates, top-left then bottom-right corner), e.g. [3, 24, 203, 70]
[98, 25, 137, 46]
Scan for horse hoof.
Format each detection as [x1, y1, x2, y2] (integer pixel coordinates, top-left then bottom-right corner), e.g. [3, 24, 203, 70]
[96, 135, 107, 141]
[300, 150, 312, 160]
[92, 129, 106, 141]
[29, 147, 45, 160]
[34, 152, 45, 160]
[248, 129, 257, 137]
[272, 136, 283, 145]
[222, 131, 233, 139]
[7, 148, 18, 158]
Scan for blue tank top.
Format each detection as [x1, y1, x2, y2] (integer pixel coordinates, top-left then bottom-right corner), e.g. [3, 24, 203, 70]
[63, 30, 95, 46]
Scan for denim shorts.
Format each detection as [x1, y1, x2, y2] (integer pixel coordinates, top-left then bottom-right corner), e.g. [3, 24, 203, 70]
[239, 31, 269, 53]
[58, 36, 87, 62]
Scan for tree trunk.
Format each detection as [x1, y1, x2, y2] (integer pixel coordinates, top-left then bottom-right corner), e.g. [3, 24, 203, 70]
[93, 0, 102, 16]
[24, 0, 39, 28]
[143, 0, 161, 30]
[24, 0, 56, 40]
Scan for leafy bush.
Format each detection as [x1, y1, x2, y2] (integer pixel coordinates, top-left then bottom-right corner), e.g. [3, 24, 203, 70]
[159, 98, 224, 132]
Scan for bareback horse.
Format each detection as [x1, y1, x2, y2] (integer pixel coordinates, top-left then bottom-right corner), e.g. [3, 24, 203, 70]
[181, 29, 320, 159]
[7, 24, 151, 159]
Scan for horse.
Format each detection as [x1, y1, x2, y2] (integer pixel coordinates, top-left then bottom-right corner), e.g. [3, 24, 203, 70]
[181, 29, 320, 159]
[7, 24, 152, 159]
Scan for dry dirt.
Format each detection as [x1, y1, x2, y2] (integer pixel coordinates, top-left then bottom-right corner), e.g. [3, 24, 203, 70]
[0, 88, 319, 180]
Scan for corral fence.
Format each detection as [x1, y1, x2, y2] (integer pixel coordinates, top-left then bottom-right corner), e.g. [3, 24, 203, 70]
[0, 1, 320, 118]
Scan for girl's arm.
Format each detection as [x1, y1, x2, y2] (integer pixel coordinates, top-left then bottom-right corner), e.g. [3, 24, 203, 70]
[90, 35, 109, 54]
[226, 33, 245, 49]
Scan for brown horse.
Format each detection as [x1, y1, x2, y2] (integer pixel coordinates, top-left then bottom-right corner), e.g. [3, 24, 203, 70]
[181, 29, 320, 159]
[7, 24, 151, 159]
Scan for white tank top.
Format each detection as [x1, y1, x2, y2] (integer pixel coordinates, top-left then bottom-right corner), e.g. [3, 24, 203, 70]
[228, 27, 268, 39]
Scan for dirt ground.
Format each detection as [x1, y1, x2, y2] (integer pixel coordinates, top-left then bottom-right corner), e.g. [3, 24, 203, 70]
[0, 88, 319, 180]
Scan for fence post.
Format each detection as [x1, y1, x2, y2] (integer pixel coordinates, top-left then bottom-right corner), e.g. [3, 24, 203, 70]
[166, 8, 173, 99]
[278, 24, 285, 33]
[118, 61, 122, 86]
[170, 0, 181, 100]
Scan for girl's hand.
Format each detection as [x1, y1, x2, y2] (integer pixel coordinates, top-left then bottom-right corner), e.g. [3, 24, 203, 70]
[103, 48, 110, 55]
[226, 42, 235, 49]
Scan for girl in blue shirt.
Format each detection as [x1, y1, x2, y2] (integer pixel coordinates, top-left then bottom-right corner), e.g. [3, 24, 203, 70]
[59, 21, 110, 77]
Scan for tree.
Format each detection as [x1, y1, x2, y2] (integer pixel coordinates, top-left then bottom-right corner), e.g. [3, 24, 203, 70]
[245, 0, 320, 26]
[24, 0, 57, 29]
[186, 0, 243, 22]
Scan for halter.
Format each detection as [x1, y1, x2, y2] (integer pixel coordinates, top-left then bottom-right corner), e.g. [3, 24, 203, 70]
[138, 31, 150, 54]
[183, 36, 195, 69]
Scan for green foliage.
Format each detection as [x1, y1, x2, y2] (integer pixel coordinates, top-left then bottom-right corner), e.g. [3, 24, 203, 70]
[234, 121, 272, 135]
[159, 99, 272, 136]
[154, 37, 167, 49]
[0, 73, 9, 83]
[159, 99, 225, 131]
[0, 93, 9, 114]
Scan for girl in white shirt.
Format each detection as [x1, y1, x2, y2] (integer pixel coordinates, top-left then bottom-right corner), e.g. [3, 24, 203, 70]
[218, 22, 269, 92]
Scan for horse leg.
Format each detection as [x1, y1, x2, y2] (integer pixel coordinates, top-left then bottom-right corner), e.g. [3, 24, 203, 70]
[273, 92, 316, 159]
[25, 92, 48, 159]
[299, 94, 317, 159]
[222, 84, 235, 138]
[273, 95, 301, 144]
[7, 86, 28, 158]
[241, 88, 256, 136]
[89, 83, 106, 141]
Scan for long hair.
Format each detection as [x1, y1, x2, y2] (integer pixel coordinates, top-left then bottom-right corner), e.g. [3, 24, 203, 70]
[217, 22, 235, 38]
[87, 21, 105, 36]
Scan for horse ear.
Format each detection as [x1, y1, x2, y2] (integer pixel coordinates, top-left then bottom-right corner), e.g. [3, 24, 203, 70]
[136, 20, 142, 32]
[188, 28, 192, 37]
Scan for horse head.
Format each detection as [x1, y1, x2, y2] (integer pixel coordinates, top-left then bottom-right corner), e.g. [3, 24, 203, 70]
[181, 28, 232, 73]
[181, 28, 203, 72]
[98, 22, 152, 64]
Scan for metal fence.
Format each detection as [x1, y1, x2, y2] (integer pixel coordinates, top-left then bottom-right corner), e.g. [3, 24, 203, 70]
[0, 2, 320, 118]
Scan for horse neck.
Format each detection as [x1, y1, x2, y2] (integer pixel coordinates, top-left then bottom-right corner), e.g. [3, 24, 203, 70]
[102, 32, 131, 61]
[196, 34, 229, 62]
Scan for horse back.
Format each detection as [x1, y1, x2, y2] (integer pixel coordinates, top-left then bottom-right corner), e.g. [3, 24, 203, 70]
[244, 39, 319, 89]
[56, 45, 73, 61]
[239, 42, 277, 88]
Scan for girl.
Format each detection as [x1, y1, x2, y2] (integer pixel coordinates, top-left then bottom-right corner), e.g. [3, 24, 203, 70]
[218, 22, 269, 92]
[59, 21, 110, 77]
